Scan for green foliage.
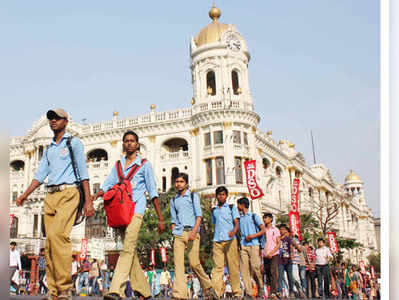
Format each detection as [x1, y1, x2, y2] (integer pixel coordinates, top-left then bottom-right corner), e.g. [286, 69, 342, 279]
[367, 252, 380, 273]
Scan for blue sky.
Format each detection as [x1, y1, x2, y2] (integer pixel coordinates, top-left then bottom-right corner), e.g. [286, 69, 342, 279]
[1, 1, 380, 216]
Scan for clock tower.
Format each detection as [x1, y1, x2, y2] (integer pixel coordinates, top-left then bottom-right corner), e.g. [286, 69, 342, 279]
[189, 4, 253, 111]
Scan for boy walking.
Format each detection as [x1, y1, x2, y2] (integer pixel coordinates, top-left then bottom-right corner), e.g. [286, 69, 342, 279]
[236, 197, 265, 299]
[211, 186, 242, 298]
[16, 108, 94, 300]
[170, 173, 217, 300]
[262, 213, 280, 300]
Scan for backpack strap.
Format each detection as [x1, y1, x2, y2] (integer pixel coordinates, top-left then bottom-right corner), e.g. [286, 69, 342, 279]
[125, 159, 147, 182]
[115, 160, 125, 183]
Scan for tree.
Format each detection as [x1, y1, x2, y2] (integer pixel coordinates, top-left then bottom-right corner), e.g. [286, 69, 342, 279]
[310, 191, 344, 236]
[367, 252, 380, 273]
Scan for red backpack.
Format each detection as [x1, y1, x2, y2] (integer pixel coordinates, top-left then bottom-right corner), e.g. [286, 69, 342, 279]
[103, 159, 147, 228]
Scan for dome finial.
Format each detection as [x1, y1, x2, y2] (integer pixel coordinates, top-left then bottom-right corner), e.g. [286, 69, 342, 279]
[209, 2, 221, 22]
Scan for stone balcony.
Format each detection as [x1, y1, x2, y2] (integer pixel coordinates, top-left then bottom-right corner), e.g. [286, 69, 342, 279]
[160, 150, 190, 162]
[87, 161, 109, 169]
[10, 170, 24, 179]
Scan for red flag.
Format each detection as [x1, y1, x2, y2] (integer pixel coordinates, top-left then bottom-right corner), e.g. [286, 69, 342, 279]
[160, 247, 167, 263]
[288, 211, 302, 241]
[291, 178, 300, 212]
[244, 160, 264, 200]
[327, 232, 339, 254]
[150, 248, 156, 266]
[9, 214, 14, 229]
[80, 238, 88, 261]
[371, 265, 376, 279]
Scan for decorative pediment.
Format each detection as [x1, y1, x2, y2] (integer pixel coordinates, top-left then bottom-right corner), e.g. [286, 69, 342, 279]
[23, 115, 82, 144]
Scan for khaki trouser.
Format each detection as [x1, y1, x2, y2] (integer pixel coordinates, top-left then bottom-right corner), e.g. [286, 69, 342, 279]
[240, 245, 264, 297]
[211, 239, 242, 297]
[108, 214, 150, 297]
[43, 187, 79, 296]
[173, 232, 212, 299]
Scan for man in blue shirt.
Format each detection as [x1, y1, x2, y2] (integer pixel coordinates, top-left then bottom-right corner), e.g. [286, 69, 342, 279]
[170, 173, 217, 300]
[16, 108, 94, 300]
[92, 130, 165, 300]
[236, 197, 265, 299]
[210, 186, 242, 298]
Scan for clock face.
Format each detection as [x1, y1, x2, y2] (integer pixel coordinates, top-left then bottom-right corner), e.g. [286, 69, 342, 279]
[226, 34, 241, 52]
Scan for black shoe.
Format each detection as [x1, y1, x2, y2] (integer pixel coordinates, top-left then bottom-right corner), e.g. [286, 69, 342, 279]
[205, 287, 219, 300]
[103, 293, 122, 300]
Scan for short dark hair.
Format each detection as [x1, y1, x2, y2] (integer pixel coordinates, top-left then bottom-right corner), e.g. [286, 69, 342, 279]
[317, 238, 325, 243]
[263, 213, 273, 220]
[175, 173, 189, 184]
[278, 223, 290, 232]
[122, 130, 139, 143]
[237, 197, 249, 208]
[10, 241, 16, 246]
[303, 240, 309, 245]
[215, 186, 228, 195]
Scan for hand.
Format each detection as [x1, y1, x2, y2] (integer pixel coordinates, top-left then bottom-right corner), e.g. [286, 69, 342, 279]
[18, 270, 23, 276]
[228, 230, 235, 238]
[158, 220, 165, 233]
[266, 253, 272, 259]
[84, 201, 95, 217]
[16, 195, 27, 207]
[188, 230, 197, 241]
[245, 234, 253, 242]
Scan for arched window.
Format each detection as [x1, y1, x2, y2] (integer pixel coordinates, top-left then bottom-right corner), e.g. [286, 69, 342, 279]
[232, 70, 240, 95]
[87, 149, 108, 162]
[10, 217, 18, 238]
[10, 160, 25, 171]
[171, 167, 179, 185]
[262, 158, 270, 169]
[276, 166, 282, 177]
[206, 71, 216, 95]
[309, 188, 313, 197]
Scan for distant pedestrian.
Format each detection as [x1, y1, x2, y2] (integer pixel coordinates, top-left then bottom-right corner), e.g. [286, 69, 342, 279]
[9, 242, 22, 294]
[38, 248, 48, 295]
[315, 238, 333, 298]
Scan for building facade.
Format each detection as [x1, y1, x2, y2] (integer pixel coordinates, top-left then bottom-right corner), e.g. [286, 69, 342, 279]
[9, 5, 378, 263]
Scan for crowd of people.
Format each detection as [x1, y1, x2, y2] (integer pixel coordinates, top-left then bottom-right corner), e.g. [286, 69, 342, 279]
[11, 109, 381, 300]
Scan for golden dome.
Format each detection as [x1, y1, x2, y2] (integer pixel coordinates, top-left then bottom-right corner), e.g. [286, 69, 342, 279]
[195, 4, 229, 47]
[113, 111, 119, 116]
[150, 104, 156, 110]
[345, 169, 361, 182]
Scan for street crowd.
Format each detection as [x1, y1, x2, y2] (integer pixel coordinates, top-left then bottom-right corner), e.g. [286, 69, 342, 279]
[10, 109, 380, 300]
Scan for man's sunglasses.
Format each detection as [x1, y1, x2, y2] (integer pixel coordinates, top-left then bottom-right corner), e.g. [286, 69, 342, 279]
[48, 115, 66, 121]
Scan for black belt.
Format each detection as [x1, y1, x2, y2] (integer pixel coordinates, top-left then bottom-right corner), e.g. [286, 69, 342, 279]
[183, 226, 193, 232]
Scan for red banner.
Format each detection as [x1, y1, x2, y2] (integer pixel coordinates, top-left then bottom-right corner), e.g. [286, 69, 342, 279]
[371, 265, 376, 279]
[80, 238, 88, 261]
[160, 247, 167, 263]
[9, 214, 14, 229]
[150, 248, 156, 266]
[359, 261, 366, 274]
[244, 160, 264, 200]
[291, 178, 300, 212]
[327, 232, 339, 254]
[288, 211, 302, 241]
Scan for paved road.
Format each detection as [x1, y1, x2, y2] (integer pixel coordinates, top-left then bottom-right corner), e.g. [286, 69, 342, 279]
[9, 297, 345, 300]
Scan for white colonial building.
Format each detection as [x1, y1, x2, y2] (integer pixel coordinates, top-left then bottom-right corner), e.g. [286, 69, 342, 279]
[9, 5, 377, 263]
